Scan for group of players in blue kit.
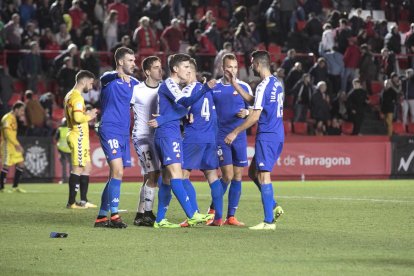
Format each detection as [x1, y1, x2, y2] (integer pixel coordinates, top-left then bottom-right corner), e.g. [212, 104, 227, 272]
[93, 46, 284, 230]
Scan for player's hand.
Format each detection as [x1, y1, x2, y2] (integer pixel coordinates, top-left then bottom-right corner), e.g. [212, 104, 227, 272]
[224, 132, 237, 145]
[87, 108, 98, 120]
[237, 108, 249, 118]
[148, 119, 159, 128]
[16, 145, 24, 153]
[206, 78, 217, 88]
[118, 73, 130, 84]
[224, 70, 236, 85]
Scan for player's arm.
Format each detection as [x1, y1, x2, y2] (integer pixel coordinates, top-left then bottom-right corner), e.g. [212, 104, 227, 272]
[100, 71, 130, 87]
[224, 109, 261, 144]
[148, 105, 188, 128]
[175, 79, 217, 107]
[224, 69, 254, 105]
[72, 101, 97, 123]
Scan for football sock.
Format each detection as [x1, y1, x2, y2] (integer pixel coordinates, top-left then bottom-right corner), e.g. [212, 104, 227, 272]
[228, 180, 241, 217]
[0, 168, 8, 189]
[108, 178, 121, 214]
[79, 175, 89, 202]
[12, 167, 23, 188]
[155, 182, 172, 223]
[137, 182, 145, 213]
[182, 178, 198, 212]
[210, 179, 223, 220]
[254, 176, 277, 208]
[68, 173, 80, 205]
[170, 178, 194, 218]
[98, 180, 110, 217]
[210, 178, 230, 210]
[261, 183, 275, 223]
[144, 184, 156, 212]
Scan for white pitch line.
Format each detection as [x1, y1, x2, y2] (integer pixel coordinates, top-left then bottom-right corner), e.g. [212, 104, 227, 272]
[25, 191, 414, 204]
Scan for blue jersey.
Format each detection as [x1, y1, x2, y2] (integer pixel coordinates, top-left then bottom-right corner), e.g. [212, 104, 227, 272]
[182, 82, 217, 144]
[99, 71, 139, 135]
[155, 77, 187, 139]
[253, 75, 284, 142]
[212, 79, 252, 142]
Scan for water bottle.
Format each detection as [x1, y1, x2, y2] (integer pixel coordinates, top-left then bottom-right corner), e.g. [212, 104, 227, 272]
[50, 232, 68, 238]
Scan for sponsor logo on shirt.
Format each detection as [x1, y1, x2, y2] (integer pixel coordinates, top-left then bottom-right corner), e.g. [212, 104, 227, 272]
[212, 90, 221, 93]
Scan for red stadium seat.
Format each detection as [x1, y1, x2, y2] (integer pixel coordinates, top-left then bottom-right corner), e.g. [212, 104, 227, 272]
[296, 20, 306, 32]
[370, 81, 383, 95]
[398, 21, 410, 33]
[293, 122, 308, 135]
[284, 108, 294, 121]
[321, 0, 332, 8]
[256, 43, 266, 51]
[341, 122, 354, 135]
[283, 121, 292, 135]
[268, 43, 282, 63]
[52, 108, 65, 121]
[393, 122, 406, 135]
[7, 93, 22, 106]
[368, 94, 381, 106]
[407, 123, 414, 134]
[398, 57, 409, 70]
[36, 81, 47, 94]
[13, 81, 25, 93]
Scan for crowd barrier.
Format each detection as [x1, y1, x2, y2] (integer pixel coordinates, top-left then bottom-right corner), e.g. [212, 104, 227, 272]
[6, 135, 413, 183]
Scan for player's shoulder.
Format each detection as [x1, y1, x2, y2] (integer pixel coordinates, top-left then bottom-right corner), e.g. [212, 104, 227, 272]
[130, 76, 140, 85]
[100, 70, 117, 79]
[236, 79, 252, 92]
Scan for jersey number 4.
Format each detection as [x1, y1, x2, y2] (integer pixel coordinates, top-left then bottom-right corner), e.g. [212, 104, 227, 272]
[201, 98, 210, 121]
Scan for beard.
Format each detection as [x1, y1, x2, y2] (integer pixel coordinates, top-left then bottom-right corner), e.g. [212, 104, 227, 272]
[252, 67, 260, 77]
[82, 87, 89, 93]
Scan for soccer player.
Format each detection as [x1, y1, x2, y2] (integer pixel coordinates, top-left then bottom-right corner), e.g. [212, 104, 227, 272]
[0, 101, 26, 193]
[153, 53, 215, 228]
[94, 47, 139, 228]
[210, 53, 252, 226]
[63, 70, 98, 209]
[130, 56, 163, 227]
[180, 58, 224, 226]
[224, 50, 284, 230]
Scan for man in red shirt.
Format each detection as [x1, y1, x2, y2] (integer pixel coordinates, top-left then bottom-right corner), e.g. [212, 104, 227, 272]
[68, 0, 85, 29]
[160, 18, 183, 54]
[133, 16, 158, 52]
[342, 37, 360, 92]
[107, 0, 129, 35]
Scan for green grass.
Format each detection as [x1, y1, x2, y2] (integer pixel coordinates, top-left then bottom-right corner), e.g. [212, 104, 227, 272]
[1, 180, 414, 275]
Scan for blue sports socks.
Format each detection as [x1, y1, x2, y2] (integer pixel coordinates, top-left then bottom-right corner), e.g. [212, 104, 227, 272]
[170, 178, 194, 218]
[210, 179, 223, 220]
[183, 178, 199, 212]
[261, 183, 274, 223]
[227, 180, 241, 217]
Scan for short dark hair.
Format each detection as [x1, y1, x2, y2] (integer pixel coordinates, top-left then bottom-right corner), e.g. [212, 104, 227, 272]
[251, 50, 270, 68]
[142, 56, 161, 73]
[75, 70, 95, 82]
[12, 101, 25, 111]
[168, 53, 191, 73]
[114, 47, 134, 66]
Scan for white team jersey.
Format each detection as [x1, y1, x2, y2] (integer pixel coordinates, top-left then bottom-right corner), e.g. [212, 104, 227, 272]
[130, 81, 160, 138]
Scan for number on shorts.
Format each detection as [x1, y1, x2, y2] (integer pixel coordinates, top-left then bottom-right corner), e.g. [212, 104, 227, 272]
[172, 142, 180, 153]
[142, 150, 152, 161]
[201, 98, 210, 121]
[108, 139, 119, 149]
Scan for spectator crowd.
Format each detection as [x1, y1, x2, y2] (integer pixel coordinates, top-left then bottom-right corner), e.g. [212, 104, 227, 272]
[1, 0, 414, 137]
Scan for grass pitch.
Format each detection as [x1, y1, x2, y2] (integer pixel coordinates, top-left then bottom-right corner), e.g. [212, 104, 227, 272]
[0, 180, 413, 275]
